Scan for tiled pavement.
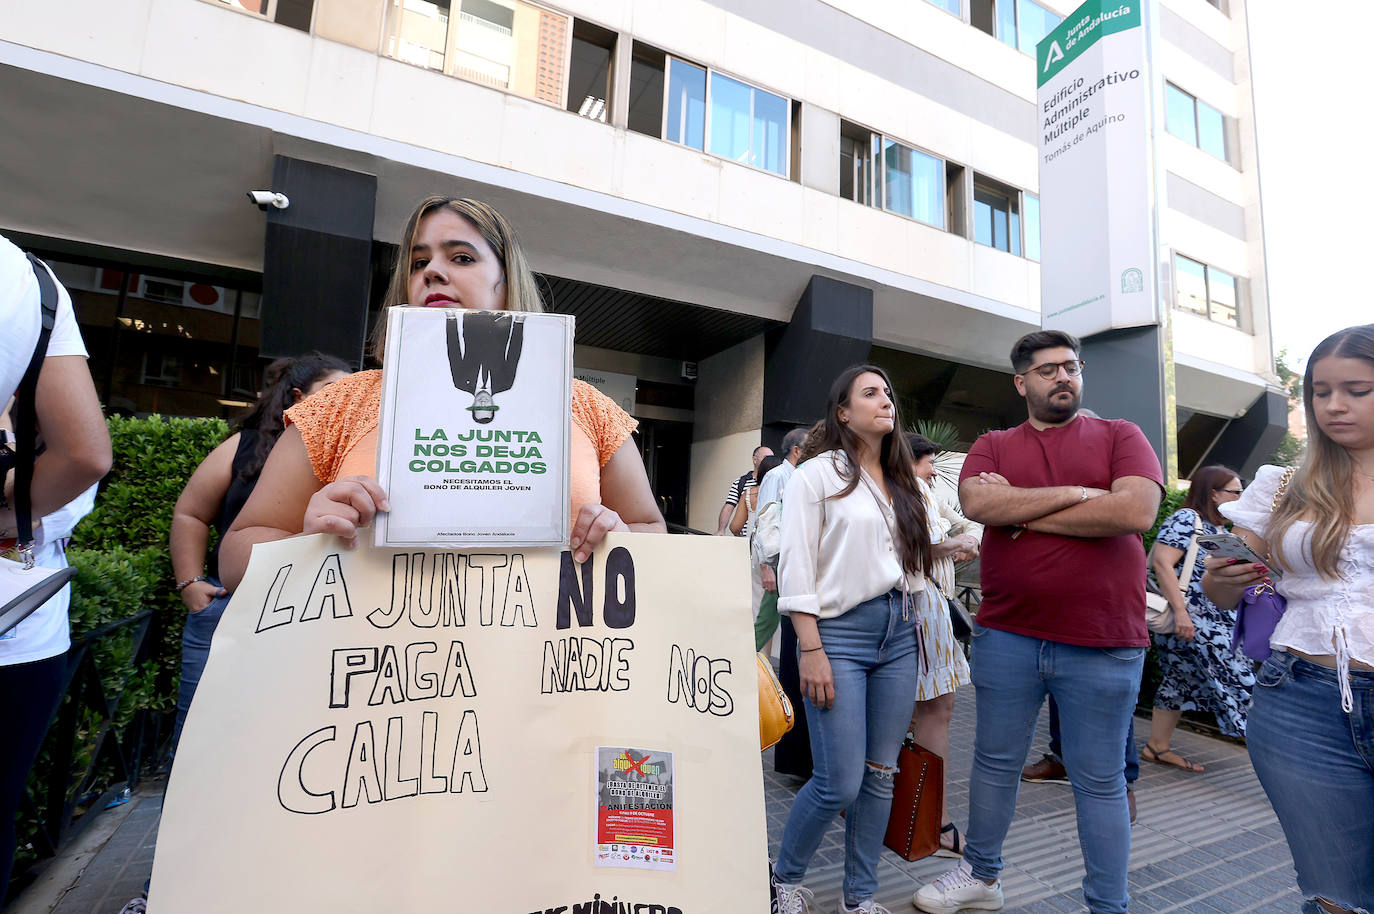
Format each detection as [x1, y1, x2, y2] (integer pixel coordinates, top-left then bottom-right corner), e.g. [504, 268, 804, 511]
[764, 688, 1302, 913]
[16, 689, 1300, 913]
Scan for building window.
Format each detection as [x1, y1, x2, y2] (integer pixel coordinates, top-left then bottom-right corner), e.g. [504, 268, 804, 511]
[1165, 83, 1227, 160]
[1023, 193, 1040, 262]
[883, 140, 945, 228]
[840, 124, 876, 206]
[566, 20, 615, 122]
[665, 58, 707, 150]
[838, 122, 945, 230]
[656, 56, 790, 176]
[924, 0, 961, 14]
[384, 0, 572, 108]
[971, 0, 1062, 53]
[627, 42, 666, 137]
[709, 72, 788, 175]
[1175, 254, 1240, 327]
[973, 176, 1021, 255]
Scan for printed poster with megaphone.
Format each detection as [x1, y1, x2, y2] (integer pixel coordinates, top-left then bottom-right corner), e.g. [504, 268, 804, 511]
[375, 306, 574, 548]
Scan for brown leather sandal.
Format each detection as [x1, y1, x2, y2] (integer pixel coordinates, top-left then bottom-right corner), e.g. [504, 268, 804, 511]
[1141, 743, 1204, 773]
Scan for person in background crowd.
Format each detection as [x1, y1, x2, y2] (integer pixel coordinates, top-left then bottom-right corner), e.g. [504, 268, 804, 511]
[0, 236, 111, 895]
[914, 330, 1162, 914]
[1204, 324, 1374, 914]
[167, 352, 351, 751]
[218, 196, 665, 592]
[754, 426, 809, 651]
[732, 453, 783, 628]
[1143, 464, 1254, 770]
[771, 364, 934, 914]
[906, 433, 979, 856]
[716, 444, 772, 535]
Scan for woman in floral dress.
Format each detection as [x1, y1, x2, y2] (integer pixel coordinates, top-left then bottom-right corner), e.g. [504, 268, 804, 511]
[1144, 464, 1256, 769]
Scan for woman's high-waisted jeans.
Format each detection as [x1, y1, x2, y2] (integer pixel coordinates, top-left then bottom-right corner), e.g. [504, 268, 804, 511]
[1247, 651, 1374, 914]
[172, 579, 230, 753]
[773, 589, 920, 906]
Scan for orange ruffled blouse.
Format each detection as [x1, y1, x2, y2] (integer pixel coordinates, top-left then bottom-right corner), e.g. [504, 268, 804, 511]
[285, 370, 638, 523]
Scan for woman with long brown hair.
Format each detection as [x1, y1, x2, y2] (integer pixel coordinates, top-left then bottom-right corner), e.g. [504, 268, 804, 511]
[218, 196, 664, 590]
[1204, 324, 1374, 914]
[1142, 464, 1253, 770]
[771, 364, 933, 914]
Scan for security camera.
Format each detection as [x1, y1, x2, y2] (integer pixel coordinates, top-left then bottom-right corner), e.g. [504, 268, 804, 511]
[247, 190, 290, 211]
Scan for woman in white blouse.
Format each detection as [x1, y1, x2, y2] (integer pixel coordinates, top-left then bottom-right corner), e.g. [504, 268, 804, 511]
[1203, 324, 1374, 914]
[771, 365, 934, 914]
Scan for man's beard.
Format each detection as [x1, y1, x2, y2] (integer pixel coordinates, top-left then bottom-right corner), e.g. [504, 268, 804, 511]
[1027, 384, 1080, 423]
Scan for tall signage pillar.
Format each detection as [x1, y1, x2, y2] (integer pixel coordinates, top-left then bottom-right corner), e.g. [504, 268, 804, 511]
[1036, 0, 1178, 482]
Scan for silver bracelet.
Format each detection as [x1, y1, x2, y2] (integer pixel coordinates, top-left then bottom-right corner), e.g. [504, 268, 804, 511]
[175, 574, 210, 593]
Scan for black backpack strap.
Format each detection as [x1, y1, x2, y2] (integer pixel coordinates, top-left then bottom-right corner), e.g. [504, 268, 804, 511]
[13, 254, 58, 551]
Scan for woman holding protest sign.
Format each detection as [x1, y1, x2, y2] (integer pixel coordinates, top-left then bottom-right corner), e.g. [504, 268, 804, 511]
[218, 197, 664, 591]
[771, 365, 933, 914]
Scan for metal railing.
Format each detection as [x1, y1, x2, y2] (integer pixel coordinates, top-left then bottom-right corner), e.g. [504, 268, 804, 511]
[17, 610, 159, 869]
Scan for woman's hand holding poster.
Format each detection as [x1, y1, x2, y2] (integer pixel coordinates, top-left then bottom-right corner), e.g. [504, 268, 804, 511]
[148, 533, 766, 912]
[375, 307, 575, 548]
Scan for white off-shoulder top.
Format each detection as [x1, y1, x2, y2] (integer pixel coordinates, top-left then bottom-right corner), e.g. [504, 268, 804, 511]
[1220, 464, 1374, 711]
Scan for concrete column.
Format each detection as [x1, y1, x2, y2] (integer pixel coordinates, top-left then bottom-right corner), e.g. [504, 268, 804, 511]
[260, 156, 376, 366]
[313, 0, 387, 53]
[761, 275, 873, 449]
[798, 104, 840, 196]
[1201, 388, 1288, 480]
[610, 32, 633, 129]
[1078, 324, 1174, 475]
[687, 335, 765, 533]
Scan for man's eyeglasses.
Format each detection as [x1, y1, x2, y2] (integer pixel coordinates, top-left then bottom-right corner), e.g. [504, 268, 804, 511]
[1019, 359, 1085, 380]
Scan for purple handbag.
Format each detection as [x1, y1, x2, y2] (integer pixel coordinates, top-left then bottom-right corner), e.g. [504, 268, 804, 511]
[1232, 580, 1285, 662]
[1229, 466, 1296, 663]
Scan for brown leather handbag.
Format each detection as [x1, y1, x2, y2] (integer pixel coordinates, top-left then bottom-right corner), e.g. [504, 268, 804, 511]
[883, 735, 944, 861]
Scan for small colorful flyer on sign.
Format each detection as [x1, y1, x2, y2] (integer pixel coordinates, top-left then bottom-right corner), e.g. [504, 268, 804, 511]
[374, 306, 574, 548]
[594, 747, 676, 872]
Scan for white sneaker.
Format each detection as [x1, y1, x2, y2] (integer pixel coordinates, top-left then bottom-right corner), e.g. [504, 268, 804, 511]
[772, 879, 817, 914]
[838, 899, 892, 914]
[912, 859, 1004, 913]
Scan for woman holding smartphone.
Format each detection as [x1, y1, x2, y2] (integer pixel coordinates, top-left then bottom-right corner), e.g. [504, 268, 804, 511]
[1203, 323, 1374, 914]
[1142, 464, 1253, 770]
[771, 364, 933, 914]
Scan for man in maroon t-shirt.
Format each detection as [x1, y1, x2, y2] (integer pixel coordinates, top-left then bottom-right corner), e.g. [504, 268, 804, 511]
[914, 331, 1163, 914]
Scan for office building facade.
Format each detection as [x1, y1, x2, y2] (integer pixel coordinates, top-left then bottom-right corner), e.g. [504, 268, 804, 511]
[1, 0, 1281, 529]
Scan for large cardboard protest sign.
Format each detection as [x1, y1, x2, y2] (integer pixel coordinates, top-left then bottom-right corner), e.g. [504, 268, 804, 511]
[1036, 0, 1161, 337]
[375, 307, 575, 548]
[149, 533, 767, 913]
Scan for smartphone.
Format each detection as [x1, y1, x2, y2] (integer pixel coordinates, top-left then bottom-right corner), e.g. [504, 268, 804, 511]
[1195, 533, 1280, 578]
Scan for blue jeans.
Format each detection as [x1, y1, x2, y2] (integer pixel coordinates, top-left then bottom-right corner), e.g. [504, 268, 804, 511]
[964, 625, 1144, 914]
[1047, 694, 1140, 784]
[172, 582, 230, 753]
[774, 590, 920, 906]
[1247, 651, 1374, 914]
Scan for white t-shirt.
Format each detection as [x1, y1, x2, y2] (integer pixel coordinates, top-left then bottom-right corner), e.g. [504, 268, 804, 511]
[0, 485, 98, 664]
[0, 234, 93, 664]
[0, 235, 88, 405]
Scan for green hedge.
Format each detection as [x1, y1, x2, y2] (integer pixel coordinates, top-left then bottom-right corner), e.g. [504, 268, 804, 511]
[13, 415, 228, 891]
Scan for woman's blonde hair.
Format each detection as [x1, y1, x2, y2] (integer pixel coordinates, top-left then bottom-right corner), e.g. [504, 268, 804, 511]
[1269, 323, 1374, 578]
[370, 196, 545, 360]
